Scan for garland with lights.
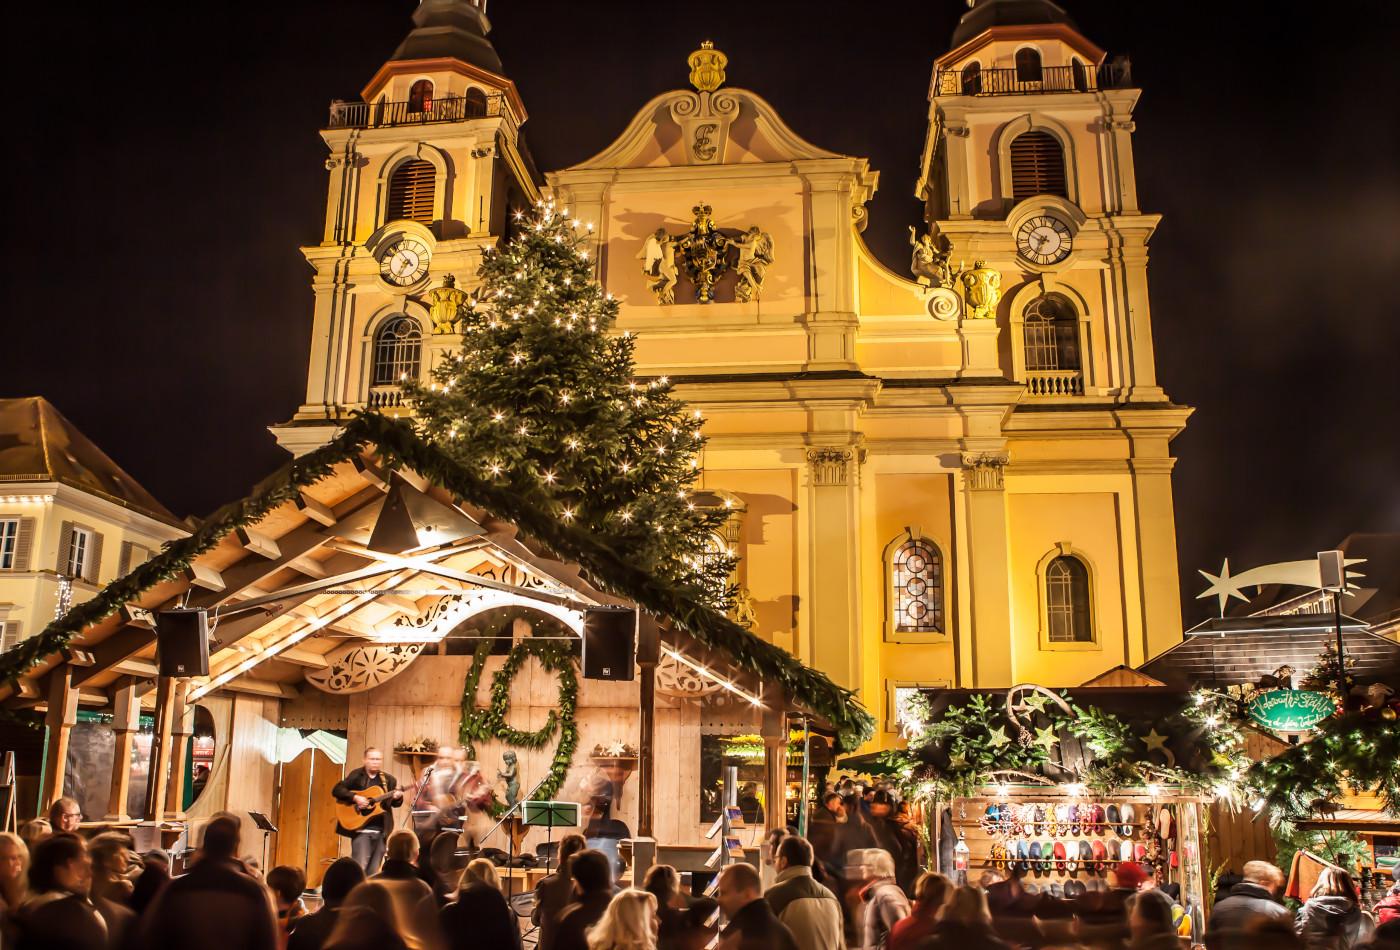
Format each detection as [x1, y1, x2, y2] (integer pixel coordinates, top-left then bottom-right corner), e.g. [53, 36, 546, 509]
[460, 639, 579, 800]
[884, 686, 1249, 803]
[405, 200, 735, 606]
[0, 412, 873, 748]
[1247, 708, 1400, 821]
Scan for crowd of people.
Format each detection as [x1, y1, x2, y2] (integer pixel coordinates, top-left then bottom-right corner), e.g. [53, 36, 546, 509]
[2, 792, 1400, 950]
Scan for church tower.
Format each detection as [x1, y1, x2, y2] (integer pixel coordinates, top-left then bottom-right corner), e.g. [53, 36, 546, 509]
[272, 0, 540, 454]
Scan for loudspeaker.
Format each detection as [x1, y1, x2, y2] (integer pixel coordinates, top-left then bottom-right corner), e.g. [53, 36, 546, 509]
[582, 607, 636, 681]
[1318, 550, 1346, 592]
[156, 608, 210, 677]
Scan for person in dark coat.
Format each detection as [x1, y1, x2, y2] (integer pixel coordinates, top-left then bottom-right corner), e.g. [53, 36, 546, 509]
[552, 850, 616, 950]
[289, 858, 364, 950]
[866, 791, 919, 895]
[715, 862, 798, 950]
[1205, 860, 1292, 949]
[440, 858, 521, 950]
[533, 833, 588, 950]
[14, 833, 107, 950]
[921, 885, 1012, 950]
[332, 748, 404, 875]
[1295, 867, 1373, 949]
[141, 816, 280, 950]
[372, 830, 435, 905]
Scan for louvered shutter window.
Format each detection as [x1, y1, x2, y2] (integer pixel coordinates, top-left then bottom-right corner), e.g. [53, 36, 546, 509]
[386, 160, 437, 224]
[85, 530, 104, 583]
[13, 517, 34, 571]
[0, 620, 21, 652]
[58, 521, 75, 576]
[0, 519, 18, 570]
[1009, 131, 1067, 200]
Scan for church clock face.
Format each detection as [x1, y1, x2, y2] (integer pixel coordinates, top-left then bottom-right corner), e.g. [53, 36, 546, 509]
[379, 238, 431, 287]
[1016, 215, 1073, 266]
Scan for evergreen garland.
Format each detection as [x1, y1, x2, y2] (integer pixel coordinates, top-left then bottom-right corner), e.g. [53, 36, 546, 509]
[1248, 710, 1400, 819]
[460, 638, 580, 800]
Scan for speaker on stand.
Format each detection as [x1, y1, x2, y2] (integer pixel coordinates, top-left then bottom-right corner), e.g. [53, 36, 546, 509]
[582, 607, 636, 681]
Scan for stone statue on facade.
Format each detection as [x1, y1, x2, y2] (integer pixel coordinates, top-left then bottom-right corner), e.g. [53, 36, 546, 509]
[676, 203, 731, 303]
[960, 260, 1002, 320]
[425, 273, 469, 334]
[729, 226, 774, 302]
[908, 225, 952, 287]
[638, 228, 679, 304]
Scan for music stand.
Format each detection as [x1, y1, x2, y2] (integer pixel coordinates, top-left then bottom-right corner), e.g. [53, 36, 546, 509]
[522, 801, 580, 875]
[248, 812, 278, 874]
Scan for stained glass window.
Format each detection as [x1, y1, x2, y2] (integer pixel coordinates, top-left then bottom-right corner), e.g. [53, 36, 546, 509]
[892, 538, 943, 633]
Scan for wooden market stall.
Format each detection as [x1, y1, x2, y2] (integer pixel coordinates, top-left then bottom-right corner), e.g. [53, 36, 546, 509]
[0, 415, 872, 885]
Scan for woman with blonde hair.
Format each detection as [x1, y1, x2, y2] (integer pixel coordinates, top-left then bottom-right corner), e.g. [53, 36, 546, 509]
[441, 858, 520, 950]
[0, 832, 29, 942]
[16, 820, 49, 852]
[587, 888, 658, 950]
[1295, 866, 1374, 949]
[921, 885, 1011, 950]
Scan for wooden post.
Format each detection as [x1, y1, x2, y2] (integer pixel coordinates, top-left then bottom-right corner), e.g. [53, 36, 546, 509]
[164, 682, 192, 819]
[144, 676, 178, 821]
[761, 702, 789, 836]
[636, 615, 659, 839]
[105, 679, 140, 821]
[40, 668, 78, 810]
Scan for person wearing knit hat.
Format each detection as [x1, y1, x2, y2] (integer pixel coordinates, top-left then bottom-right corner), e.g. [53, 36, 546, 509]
[1111, 861, 1149, 891]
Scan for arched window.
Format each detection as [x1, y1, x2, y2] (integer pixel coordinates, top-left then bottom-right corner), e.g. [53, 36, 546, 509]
[371, 316, 422, 385]
[464, 87, 489, 118]
[1009, 130, 1067, 200]
[1015, 47, 1043, 83]
[386, 159, 437, 224]
[408, 79, 434, 114]
[960, 62, 982, 95]
[1022, 295, 1080, 372]
[891, 538, 944, 634]
[1045, 555, 1091, 642]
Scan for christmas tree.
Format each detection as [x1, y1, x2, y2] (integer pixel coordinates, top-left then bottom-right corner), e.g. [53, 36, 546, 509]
[406, 200, 734, 603]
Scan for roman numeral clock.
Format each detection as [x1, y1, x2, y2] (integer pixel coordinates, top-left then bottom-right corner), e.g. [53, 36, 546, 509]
[1016, 214, 1073, 267]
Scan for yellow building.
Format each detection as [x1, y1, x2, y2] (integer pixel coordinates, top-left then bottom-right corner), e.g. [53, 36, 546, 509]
[0, 398, 186, 651]
[277, 0, 1190, 748]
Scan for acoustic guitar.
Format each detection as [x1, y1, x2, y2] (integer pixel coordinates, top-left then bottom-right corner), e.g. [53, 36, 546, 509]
[335, 784, 398, 832]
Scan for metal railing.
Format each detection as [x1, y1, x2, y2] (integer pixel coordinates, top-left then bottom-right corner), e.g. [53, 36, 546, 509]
[327, 93, 504, 129]
[935, 58, 1132, 97]
[1025, 370, 1084, 397]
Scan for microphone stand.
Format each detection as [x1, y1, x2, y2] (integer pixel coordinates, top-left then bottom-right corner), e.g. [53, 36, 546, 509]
[402, 763, 436, 831]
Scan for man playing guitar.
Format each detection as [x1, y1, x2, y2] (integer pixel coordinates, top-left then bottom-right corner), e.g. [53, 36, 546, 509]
[332, 747, 404, 873]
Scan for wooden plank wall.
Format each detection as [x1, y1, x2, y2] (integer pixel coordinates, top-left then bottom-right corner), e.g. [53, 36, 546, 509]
[222, 694, 282, 863]
[1204, 730, 1286, 878]
[344, 654, 717, 854]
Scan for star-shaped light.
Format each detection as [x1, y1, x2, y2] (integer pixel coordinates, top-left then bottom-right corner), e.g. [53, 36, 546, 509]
[1142, 729, 1170, 754]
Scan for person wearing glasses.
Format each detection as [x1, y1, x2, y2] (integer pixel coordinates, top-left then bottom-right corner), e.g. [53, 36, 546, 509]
[47, 799, 82, 835]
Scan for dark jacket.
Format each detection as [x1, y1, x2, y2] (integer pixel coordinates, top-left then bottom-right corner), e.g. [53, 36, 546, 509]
[532, 870, 575, 950]
[553, 890, 615, 950]
[141, 856, 279, 950]
[441, 882, 522, 950]
[1295, 895, 1373, 949]
[374, 858, 436, 903]
[332, 767, 401, 836]
[288, 906, 339, 950]
[14, 892, 108, 950]
[721, 898, 799, 950]
[918, 919, 1013, 950]
[1205, 881, 1292, 948]
[867, 816, 920, 893]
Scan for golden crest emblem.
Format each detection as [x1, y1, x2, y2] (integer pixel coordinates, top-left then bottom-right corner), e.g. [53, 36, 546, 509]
[688, 41, 727, 93]
[961, 260, 1002, 320]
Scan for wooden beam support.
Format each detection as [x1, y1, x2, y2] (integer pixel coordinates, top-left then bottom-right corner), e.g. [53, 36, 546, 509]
[276, 648, 329, 669]
[111, 659, 159, 678]
[165, 683, 192, 819]
[106, 680, 139, 821]
[637, 614, 659, 840]
[288, 555, 328, 580]
[761, 701, 790, 838]
[296, 492, 336, 527]
[354, 457, 389, 490]
[122, 604, 157, 628]
[222, 677, 299, 699]
[237, 527, 281, 560]
[185, 562, 226, 592]
[144, 676, 178, 821]
[39, 667, 78, 811]
[77, 688, 109, 706]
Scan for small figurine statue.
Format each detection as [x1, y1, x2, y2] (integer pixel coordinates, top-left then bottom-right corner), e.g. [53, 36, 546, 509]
[960, 260, 1002, 320]
[730, 226, 774, 303]
[425, 274, 469, 334]
[497, 750, 520, 809]
[908, 226, 952, 287]
[637, 228, 679, 304]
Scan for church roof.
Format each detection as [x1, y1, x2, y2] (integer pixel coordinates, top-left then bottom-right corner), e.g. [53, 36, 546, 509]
[389, 0, 503, 76]
[0, 396, 177, 524]
[951, 0, 1078, 48]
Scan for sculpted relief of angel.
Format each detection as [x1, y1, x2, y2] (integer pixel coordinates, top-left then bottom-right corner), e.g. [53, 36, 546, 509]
[729, 226, 774, 303]
[637, 228, 679, 305]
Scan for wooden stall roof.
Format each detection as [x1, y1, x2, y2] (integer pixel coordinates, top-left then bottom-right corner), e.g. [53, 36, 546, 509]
[0, 414, 873, 749]
[1296, 809, 1400, 834]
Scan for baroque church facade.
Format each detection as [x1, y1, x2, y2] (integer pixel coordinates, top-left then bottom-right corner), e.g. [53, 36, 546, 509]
[273, 0, 1190, 747]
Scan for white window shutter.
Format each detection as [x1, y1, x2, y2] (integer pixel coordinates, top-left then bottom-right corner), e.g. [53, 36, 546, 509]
[57, 521, 75, 576]
[119, 540, 134, 577]
[85, 530, 104, 584]
[0, 621, 20, 652]
[14, 517, 35, 571]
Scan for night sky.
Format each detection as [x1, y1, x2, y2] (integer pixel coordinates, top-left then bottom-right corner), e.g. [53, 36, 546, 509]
[4, 2, 1398, 623]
